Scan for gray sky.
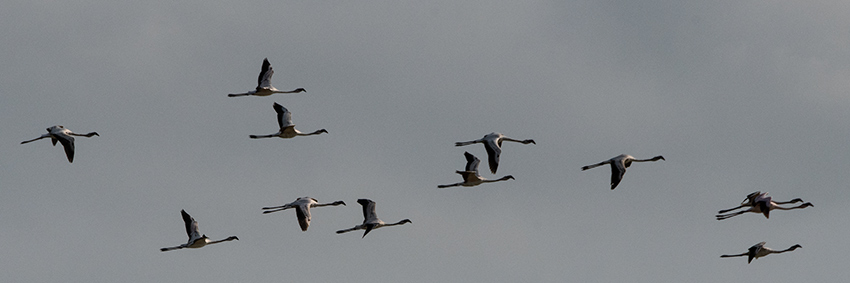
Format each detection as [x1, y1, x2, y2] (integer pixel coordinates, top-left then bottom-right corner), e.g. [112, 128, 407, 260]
[2, 1, 848, 282]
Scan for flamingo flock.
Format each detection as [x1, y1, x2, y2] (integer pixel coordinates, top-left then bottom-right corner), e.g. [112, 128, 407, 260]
[21, 57, 812, 263]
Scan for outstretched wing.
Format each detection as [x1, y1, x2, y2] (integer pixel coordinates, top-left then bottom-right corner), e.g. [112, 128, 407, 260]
[357, 199, 378, 223]
[744, 191, 762, 204]
[483, 139, 501, 174]
[610, 161, 626, 190]
[181, 210, 201, 240]
[273, 103, 294, 130]
[295, 204, 312, 231]
[748, 242, 765, 263]
[257, 58, 273, 88]
[54, 133, 75, 163]
[463, 151, 480, 173]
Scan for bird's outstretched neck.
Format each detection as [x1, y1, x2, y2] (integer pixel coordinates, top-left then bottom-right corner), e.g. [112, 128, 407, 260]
[634, 155, 665, 162]
[502, 137, 536, 144]
[776, 244, 802, 253]
[483, 175, 515, 183]
[297, 129, 328, 136]
[208, 236, 239, 244]
[71, 132, 99, 137]
[312, 201, 346, 207]
[277, 88, 306, 94]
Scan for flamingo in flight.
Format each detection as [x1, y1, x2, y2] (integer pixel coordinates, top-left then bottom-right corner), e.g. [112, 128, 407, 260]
[454, 132, 535, 174]
[336, 199, 411, 238]
[581, 154, 665, 190]
[21, 125, 99, 163]
[716, 191, 812, 220]
[228, 58, 305, 97]
[262, 197, 346, 231]
[721, 242, 802, 263]
[160, 210, 238, 252]
[438, 151, 514, 188]
[249, 102, 328, 139]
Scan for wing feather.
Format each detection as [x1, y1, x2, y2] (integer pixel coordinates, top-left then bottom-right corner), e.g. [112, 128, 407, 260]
[257, 58, 272, 88]
[273, 103, 293, 130]
[295, 204, 311, 231]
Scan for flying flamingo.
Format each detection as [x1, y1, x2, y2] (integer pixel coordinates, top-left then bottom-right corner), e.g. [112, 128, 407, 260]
[454, 132, 535, 174]
[21, 125, 99, 163]
[438, 151, 514, 188]
[160, 210, 238, 252]
[716, 192, 812, 220]
[721, 242, 802, 263]
[262, 197, 346, 231]
[249, 102, 328, 139]
[336, 199, 411, 238]
[228, 58, 305, 97]
[581, 154, 665, 190]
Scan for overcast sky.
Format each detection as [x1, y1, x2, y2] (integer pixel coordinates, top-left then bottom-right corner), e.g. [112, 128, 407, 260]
[2, 1, 849, 282]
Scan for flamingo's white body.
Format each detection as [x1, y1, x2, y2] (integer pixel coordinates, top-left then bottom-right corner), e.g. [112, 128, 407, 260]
[721, 242, 802, 263]
[438, 151, 514, 188]
[21, 125, 99, 163]
[581, 154, 665, 190]
[455, 132, 535, 174]
[249, 102, 327, 139]
[160, 210, 238, 252]
[228, 58, 305, 97]
[262, 197, 346, 231]
[336, 199, 411, 238]
[716, 192, 812, 220]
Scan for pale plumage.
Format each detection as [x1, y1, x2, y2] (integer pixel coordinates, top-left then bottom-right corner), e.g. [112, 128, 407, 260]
[336, 199, 411, 238]
[581, 154, 665, 190]
[21, 125, 99, 163]
[160, 210, 238, 252]
[721, 242, 802, 263]
[249, 102, 328, 139]
[454, 132, 535, 174]
[228, 58, 305, 97]
[262, 197, 346, 231]
[716, 192, 813, 220]
[438, 151, 514, 188]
